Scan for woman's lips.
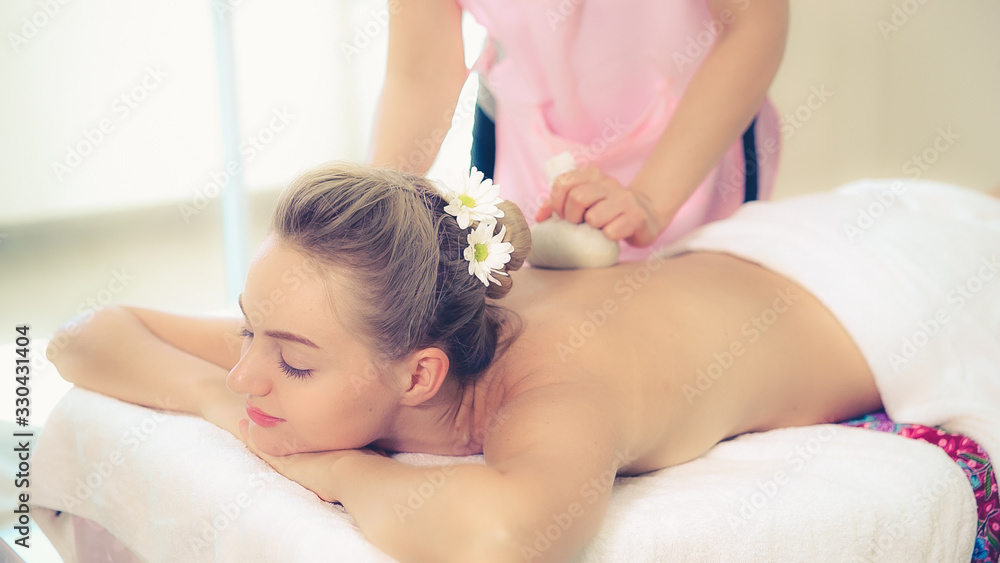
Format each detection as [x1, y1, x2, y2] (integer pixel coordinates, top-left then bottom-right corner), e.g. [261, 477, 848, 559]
[246, 404, 285, 428]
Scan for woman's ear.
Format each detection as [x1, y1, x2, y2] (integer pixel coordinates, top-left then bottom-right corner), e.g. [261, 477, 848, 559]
[398, 348, 450, 406]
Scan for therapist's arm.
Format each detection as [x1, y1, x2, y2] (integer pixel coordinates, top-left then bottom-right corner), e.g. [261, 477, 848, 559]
[628, 0, 788, 239]
[368, 0, 467, 174]
[540, 0, 787, 246]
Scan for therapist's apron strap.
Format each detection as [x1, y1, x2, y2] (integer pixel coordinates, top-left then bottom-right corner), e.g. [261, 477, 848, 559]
[742, 117, 759, 203]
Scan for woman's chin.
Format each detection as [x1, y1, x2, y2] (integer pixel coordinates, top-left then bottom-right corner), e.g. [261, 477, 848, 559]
[257, 441, 291, 456]
[247, 422, 368, 456]
[249, 425, 311, 456]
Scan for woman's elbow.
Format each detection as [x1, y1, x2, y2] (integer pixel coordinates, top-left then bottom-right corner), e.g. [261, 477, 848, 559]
[46, 306, 126, 377]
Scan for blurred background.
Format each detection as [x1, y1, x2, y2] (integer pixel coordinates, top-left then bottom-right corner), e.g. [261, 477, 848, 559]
[2, 0, 999, 340]
[0, 0, 998, 558]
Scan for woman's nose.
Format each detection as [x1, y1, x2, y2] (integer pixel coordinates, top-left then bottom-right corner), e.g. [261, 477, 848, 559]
[226, 346, 272, 396]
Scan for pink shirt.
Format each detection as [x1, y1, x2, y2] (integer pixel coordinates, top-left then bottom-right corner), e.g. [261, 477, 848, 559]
[458, 0, 781, 261]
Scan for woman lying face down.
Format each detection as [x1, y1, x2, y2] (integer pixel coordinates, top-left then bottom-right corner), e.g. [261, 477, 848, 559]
[51, 162, 898, 562]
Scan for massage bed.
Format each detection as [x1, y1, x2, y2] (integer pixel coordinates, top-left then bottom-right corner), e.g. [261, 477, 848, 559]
[32, 384, 996, 562]
[31, 179, 1000, 561]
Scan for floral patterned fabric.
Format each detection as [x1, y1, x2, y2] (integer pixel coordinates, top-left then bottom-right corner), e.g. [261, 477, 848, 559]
[842, 412, 998, 563]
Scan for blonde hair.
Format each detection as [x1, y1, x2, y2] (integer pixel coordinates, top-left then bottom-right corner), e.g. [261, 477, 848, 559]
[272, 162, 531, 385]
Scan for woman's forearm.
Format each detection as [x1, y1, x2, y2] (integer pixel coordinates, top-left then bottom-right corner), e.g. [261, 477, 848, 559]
[330, 454, 534, 563]
[46, 306, 236, 418]
[125, 306, 243, 370]
[630, 0, 788, 222]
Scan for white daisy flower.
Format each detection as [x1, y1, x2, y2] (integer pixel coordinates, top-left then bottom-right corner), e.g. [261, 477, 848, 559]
[443, 167, 505, 229]
[463, 220, 514, 287]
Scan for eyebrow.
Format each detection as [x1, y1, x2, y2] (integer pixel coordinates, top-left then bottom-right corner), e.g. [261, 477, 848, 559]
[238, 294, 320, 349]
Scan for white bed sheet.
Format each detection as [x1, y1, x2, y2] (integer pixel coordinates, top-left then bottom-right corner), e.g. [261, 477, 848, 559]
[33, 387, 977, 562]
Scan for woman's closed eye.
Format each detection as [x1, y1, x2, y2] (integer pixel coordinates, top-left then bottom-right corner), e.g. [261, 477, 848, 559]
[278, 356, 313, 379]
[240, 327, 312, 379]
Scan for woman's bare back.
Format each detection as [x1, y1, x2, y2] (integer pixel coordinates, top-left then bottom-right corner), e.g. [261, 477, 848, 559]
[488, 251, 882, 475]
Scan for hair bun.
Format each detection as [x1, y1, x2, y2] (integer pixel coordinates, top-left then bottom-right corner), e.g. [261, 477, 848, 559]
[485, 200, 532, 299]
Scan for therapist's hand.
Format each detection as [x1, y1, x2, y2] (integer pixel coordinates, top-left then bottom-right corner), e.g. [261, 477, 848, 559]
[535, 166, 664, 247]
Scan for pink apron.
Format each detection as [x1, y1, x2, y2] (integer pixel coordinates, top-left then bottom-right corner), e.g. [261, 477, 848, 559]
[458, 0, 781, 261]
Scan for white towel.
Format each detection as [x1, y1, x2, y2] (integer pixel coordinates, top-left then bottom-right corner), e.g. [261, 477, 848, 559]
[34, 388, 977, 562]
[667, 178, 1000, 464]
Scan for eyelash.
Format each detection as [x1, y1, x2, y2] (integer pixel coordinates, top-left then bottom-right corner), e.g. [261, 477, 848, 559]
[278, 358, 313, 380]
[238, 327, 313, 380]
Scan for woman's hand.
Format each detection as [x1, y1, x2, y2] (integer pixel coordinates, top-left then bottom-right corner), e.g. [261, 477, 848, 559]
[535, 166, 666, 247]
[237, 419, 385, 504]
